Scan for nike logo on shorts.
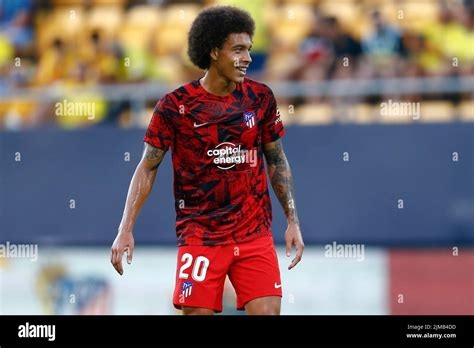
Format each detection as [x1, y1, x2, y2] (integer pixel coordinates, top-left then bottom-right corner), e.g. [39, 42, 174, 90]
[274, 282, 282, 289]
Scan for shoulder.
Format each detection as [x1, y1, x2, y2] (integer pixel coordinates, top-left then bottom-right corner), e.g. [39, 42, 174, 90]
[169, 80, 200, 101]
[243, 78, 276, 100]
[156, 80, 200, 115]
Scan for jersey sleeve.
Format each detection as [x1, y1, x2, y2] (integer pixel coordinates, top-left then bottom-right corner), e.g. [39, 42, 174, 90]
[261, 87, 285, 144]
[143, 95, 174, 152]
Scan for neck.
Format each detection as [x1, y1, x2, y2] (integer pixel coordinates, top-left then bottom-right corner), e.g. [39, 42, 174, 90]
[200, 69, 237, 96]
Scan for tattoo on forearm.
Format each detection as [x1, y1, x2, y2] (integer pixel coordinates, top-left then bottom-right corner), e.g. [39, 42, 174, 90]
[143, 144, 165, 170]
[264, 139, 299, 224]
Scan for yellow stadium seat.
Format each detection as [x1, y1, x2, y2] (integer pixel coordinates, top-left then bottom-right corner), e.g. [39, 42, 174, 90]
[49, 7, 85, 34]
[119, 5, 162, 50]
[419, 101, 454, 123]
[126, 5, 161, 27]
[275, 104, 296, 125]
[269, 3, 313, 50]
[273, 24, 310, 50]
[375, 0, 397, 22]
[1, 100, 37, 127]
[349, 18, 371, 40]
[344, 103, 378, 124]
[264, 52, 299, 80]
[296, 103, 334, 125]
[458, 100, 474, 122]
[153, 55, 187, 84]
[87, 6, 123, 36]
[319, 0, 360, 26]
[154, 27, 189, 55]
[283, 0, 316, 4]
[362, 0, 389, 6]
[400, 1, 439, 21]
[35, 7, 85, 52]
[53, 0, 126, 4]
[139, 107, 155, 128]
[398, 2, 439, 31]
[52, 0, 84, 5]
[93, 0, 126, 5]
[162, 4, 201, 27]
[152, 4, 200, 55]
[119, 26, 152, 50]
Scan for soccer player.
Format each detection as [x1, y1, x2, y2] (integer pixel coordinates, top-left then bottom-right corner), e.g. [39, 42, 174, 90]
[111, 6, 304, 315]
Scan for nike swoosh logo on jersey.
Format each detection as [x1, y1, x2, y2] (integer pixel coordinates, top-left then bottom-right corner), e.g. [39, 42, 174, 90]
[194, 122, 210, 128]
[274, 282, 282, 289]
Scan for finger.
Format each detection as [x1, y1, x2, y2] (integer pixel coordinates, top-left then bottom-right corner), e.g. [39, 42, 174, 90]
[110, 248, 115, 265]
[116, 256, 123, 275]
[288, 255, 301, 270]
[285, 237, 292, 257]
[288, 244, 304, 270]
[112, 247, 119, 266]
[127, 245, 134, 264]
[115, 248, 124, 275]
[296, 242, 304, 260]
[114, 246, 123, 265]
[111, 248, 120, 273]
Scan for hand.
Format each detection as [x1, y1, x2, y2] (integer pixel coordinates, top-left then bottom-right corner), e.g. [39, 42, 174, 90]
[285, 223, 304, 270]
[110, 231, 134, 275]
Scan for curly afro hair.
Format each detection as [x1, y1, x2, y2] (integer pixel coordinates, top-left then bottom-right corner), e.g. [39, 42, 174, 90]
[188, 6, 255, 70]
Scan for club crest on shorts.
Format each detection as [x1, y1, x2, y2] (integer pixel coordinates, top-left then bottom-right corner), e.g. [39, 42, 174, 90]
[244, 111, 255, 128]
[181, 281, 193, 298]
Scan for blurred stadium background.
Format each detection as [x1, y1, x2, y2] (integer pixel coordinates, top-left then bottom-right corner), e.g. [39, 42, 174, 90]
[0, 0, 473, 315]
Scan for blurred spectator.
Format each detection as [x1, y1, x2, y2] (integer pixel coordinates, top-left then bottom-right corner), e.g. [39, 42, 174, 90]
[83, 30, 125, 83]
[35, 38, 73, 85]
[0, 34, 14, 89]
[359, 9, 406, 79]
[0, 0, 34, 56]
[422, 2, 474, 76]
[286, 15, 362, 103]
[463, 4, 474, 76]
[319, 16, 362, 79]
[0, 0, 31, 26]
[31, 63, 108, 129]
[403, 32, 443, 77]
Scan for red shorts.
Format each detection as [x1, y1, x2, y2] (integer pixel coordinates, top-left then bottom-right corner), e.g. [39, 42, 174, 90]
[173, 235, 282, 313]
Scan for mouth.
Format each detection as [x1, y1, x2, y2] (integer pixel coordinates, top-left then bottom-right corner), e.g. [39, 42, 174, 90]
[236, 66, 247, 76]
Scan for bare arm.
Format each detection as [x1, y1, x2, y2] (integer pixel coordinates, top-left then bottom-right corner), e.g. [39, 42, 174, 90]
[263, 139, 304, 269]
[111, 143, 166, 275]
[263, 139, 299, 224]
[118, 143, 165, 233]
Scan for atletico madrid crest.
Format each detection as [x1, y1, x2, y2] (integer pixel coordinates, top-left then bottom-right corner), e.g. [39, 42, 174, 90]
[244, 111, 255, 128]
[181, 281, 193, 298]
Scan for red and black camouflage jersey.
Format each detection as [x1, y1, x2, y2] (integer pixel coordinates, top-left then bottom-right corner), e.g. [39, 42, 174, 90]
[144, 78, 285, 246]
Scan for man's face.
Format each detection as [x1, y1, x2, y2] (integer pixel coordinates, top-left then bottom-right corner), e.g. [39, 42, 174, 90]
[212, 33, 253, 84]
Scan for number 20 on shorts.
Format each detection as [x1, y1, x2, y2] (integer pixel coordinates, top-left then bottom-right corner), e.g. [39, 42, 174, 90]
[178, 253, 210, 282]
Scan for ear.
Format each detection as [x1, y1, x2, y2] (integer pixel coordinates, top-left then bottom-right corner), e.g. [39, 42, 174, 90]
[210, 47, 219, 61]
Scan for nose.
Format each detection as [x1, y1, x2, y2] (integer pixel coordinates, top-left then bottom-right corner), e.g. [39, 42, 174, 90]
[242, 50, 252, 64]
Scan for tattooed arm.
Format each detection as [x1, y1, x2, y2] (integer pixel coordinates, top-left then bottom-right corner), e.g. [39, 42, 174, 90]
[111, 143, 166, 275]
[264, 139, 304, 270]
